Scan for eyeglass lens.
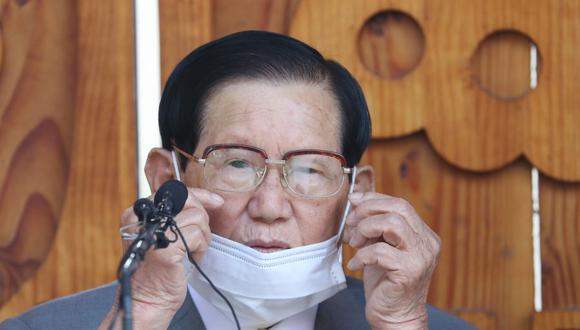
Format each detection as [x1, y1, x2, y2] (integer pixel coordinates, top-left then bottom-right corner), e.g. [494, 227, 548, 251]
[203, 147, 345, 197]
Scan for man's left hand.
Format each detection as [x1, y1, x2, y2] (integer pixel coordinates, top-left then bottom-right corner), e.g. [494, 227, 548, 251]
[344, 192, 441, 330]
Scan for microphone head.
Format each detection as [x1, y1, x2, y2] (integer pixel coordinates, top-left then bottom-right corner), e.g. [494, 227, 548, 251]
[133, 198, 155, 220]
[154, 180, 188, 215]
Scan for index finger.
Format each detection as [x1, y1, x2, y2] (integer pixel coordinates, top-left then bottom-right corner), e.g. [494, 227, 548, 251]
[182, 187, 224, 210]
[348, 192, 423, 232]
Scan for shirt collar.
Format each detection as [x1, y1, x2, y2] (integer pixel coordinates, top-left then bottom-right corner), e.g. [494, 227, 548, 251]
[188, 284, 318, 330]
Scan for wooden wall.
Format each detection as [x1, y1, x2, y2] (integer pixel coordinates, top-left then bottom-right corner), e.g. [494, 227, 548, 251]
[1, 1, 579, 329]
[0, 0, 136, 320]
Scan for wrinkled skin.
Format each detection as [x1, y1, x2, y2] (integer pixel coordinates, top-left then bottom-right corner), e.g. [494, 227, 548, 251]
[99, 80, 440, 330]
[344, 192, 441, 329]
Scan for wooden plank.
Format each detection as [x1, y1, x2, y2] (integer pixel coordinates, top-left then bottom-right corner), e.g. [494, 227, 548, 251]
[0, 0, 136, 318]
[540, 176, 580, 309]
[533, 310, 580, 330]
[213, 0, 300, 38]
[525, 0, 580, 182]
[0, 0, 75, 311]
[159, 0, 212, 85]
[358, 134, 534, 330]
[453, 310, 497, 330]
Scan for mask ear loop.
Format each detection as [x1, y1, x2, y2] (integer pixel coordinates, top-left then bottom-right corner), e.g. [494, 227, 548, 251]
[337, 166, 357, 256]
[171, 150, 182, 182]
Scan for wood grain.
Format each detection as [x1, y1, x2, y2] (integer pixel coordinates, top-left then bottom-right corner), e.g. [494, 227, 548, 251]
[213, 0, 300, 38]
[159, 0, 212, 85]
[0, 121, 68, 306]
[290, 0, 580, 181]
[0, 0, 135, 318]
[0, 0, 75, 310]
[533, 310, 580, 330]
[454, 310, 497, 330]
[357, 10, 425, 80]
[358, 134, 534, 330]
[540, 176, 580, 309]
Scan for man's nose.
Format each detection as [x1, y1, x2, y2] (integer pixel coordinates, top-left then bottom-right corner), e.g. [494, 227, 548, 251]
[247, 167, 292, 223]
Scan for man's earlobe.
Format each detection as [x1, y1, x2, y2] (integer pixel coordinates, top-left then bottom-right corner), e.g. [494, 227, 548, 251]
[144, 148, 176, 193]
[354, 165, 375, 193]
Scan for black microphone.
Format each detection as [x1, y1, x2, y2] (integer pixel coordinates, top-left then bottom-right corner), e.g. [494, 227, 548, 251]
[154, 180, 188, 217]
[116, 180, 188, 330]
[133, 198, 155, 223]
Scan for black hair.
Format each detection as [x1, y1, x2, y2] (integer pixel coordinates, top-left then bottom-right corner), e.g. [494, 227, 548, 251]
[159, 30, 371, 168]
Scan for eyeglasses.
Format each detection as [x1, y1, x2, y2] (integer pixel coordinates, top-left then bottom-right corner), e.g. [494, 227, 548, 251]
[173, 144, 352, 198]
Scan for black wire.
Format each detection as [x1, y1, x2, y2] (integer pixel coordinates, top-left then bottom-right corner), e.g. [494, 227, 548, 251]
[108, 275, 132, 330]
[167, 226, 179, 243]
[120, 274, 133, 330]
[172, 223, 242, 330]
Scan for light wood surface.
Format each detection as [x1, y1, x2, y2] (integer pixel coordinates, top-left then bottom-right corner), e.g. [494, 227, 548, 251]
[213, 0, 300, 38]
[540, 176, 580, 310]
[290, 0, 580, 181]
[533, 310, 580, 330]
[0, 0, 75, 312]
[454, 310, 497, 330]
[159, 0, 212, 86]
[0, 0, 136, 318]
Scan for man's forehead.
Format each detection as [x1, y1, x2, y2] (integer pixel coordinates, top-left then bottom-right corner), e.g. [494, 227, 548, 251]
[200, 80, 342, 151]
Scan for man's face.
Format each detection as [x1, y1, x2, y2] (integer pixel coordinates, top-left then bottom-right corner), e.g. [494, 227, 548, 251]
[182, 79, 349, 251]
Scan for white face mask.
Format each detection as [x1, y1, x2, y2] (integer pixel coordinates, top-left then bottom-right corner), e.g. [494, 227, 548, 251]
[173, 151, 355, 328]
[185, 234, 346, 328]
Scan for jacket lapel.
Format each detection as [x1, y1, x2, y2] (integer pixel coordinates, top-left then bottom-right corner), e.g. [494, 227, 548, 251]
[168, 292, 207, 330]
[314, 279, 371, 330]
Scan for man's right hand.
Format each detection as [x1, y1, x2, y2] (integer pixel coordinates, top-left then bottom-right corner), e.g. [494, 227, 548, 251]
[99, 187, 224, 330]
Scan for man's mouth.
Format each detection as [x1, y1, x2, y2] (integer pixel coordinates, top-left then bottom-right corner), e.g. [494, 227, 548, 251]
[245, 239, 290, 253]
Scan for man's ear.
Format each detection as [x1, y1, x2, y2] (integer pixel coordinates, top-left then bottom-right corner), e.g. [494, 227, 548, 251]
[354, 165, 375, 193]
[144, 148, 177, 193]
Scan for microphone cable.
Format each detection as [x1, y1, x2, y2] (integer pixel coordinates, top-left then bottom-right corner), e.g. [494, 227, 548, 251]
[172, 222, 241, 330]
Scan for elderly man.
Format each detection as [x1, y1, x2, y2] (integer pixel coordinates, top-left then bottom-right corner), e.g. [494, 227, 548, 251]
[1, 31, 474, 330]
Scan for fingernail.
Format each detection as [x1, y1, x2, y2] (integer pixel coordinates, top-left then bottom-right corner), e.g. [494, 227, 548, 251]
[347, 259, 355, 271]
[211, 193, 224, 204]
[349, 192, 363, 200]
[349, 236, 359, 248]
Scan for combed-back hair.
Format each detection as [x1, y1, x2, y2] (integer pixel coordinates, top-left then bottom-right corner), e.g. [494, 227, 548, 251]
[159, 30, 371, 168]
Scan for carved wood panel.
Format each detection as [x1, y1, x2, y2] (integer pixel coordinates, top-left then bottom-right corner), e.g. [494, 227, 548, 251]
[0, 0, 135, 318]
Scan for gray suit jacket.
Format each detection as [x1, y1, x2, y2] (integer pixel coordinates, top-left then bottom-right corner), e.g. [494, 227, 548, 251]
[1, 278, 475, 329]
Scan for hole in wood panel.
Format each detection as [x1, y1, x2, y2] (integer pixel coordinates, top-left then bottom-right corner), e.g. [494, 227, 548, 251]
[358, 10, 425, 80]
[471, 30, 540, 100]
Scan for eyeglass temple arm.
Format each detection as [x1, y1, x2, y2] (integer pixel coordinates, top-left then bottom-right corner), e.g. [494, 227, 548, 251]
[337, 166, 357, 248]
[172, 145, 205, 165]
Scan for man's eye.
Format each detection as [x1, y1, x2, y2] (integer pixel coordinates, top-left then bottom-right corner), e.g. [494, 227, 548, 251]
[294, 166, 323, 175]
[228, 159, 250, 168]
